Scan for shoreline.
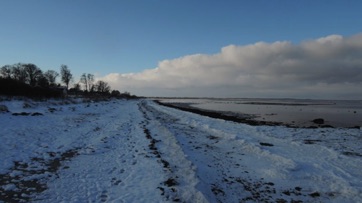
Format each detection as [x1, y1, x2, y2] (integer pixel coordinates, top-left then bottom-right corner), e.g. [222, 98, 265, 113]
[155, 100, 286, 127]
[155, 100, 360, 129]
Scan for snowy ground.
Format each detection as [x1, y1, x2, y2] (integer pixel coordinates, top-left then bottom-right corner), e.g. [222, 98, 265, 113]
[0, 98, 361, 202]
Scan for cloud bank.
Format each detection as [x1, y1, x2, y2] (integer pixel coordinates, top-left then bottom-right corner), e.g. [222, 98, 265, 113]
[100, 34, 362, 99]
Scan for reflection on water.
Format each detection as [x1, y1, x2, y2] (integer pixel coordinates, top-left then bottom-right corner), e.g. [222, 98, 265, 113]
[161, 98, 362, 128]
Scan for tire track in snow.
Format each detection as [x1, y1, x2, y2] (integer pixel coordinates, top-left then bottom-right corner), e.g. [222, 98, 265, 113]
[144, 101, 272, 202]
[138, 101, 208, 203]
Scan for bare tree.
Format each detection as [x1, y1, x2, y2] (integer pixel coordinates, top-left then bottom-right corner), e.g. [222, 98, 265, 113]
[44, 70, 59, 86]
[23, 63, 42, 86]
[80, 73, 95, 91]
[80, 73, 95, 92]
[95, 80, 110, 94]
[87, 74, 94, 92]
[80, 73, 88, 91]
[37, 75, 50, 87]
[11, 63, 27, 83]
[0, 65, 12, 78]
[60, 65, 72, 89]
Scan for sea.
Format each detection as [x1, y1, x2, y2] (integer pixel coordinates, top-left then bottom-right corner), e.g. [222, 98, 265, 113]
[159, 98, 362, 128]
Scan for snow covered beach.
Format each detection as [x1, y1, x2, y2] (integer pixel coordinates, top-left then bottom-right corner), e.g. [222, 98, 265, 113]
[0, 98, 361, 202]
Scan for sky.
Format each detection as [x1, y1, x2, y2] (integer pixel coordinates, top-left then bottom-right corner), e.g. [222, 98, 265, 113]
[1, 0, 362, 99]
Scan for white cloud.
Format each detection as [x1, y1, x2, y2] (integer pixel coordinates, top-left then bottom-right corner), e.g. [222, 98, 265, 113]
[99, 33, 362, 99]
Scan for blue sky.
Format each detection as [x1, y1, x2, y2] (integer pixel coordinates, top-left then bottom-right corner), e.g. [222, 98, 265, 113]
[1, 1, 362, 98]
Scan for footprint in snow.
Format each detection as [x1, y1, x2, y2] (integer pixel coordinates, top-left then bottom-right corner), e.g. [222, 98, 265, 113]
[99, 190, 109, 202]
[111, 178, 122, 186]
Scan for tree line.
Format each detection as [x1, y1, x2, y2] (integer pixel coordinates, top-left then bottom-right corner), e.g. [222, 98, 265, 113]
[0, 63, 128, 98]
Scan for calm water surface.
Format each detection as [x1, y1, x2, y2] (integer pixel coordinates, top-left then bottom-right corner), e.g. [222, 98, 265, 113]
[161, 98, 362, 128]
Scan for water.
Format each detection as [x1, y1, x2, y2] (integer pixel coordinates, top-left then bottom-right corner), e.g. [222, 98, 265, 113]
[160, 98, 362, 128]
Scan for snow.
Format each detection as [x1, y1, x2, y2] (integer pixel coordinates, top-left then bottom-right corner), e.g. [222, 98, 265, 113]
[0, 98, 361, 202]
